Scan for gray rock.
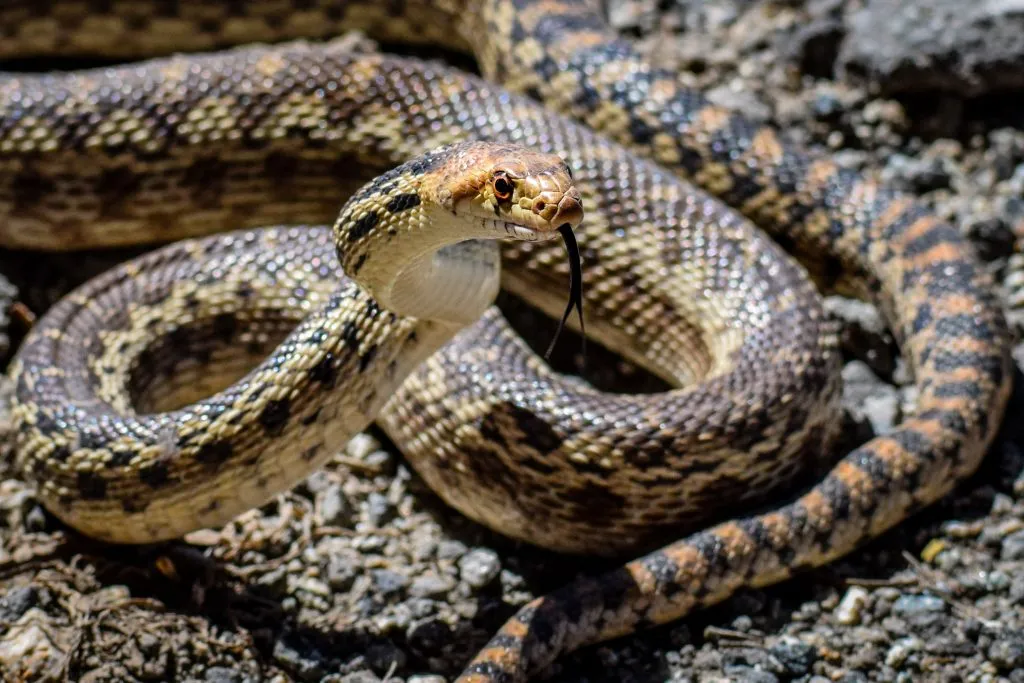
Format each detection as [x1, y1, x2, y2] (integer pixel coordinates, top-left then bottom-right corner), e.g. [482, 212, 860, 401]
[436, 539, 468, 561]
[891, 594, 946, 617]
[885, 636, 922, 668]
[839, 0, 1024, 96]
[371, 569, 409, 596]
[408, 571, 456, 599]
[769, 638, 817, 676]
[205, 667, 244, 683]
[0, 586, 37, 623]
[1000, 529, 1024, 560]
[989, 637, 1024, 671]
[408, 676, 447, 683]
[319, 484, 354, 527]
[458, 548, 502, 588]
[365, 493, 394, 527]
[326, 553, 359, 591]
[842, 361, 901, 435]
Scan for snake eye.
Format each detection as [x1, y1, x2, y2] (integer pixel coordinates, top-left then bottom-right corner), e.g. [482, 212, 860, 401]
[492, 173, 513, 201]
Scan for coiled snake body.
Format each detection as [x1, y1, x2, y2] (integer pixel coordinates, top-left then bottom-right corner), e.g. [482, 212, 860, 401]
[0, 2, 1013, 681]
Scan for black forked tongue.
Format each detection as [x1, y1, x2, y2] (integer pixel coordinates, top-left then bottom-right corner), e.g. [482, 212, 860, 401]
[545, 223, 586, 364]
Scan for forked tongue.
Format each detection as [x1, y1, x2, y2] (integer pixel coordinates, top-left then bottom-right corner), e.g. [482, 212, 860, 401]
[544, 224, 586, 363]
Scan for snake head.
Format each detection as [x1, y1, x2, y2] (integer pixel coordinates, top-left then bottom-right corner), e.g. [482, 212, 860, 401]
[440, 141, 584, 240]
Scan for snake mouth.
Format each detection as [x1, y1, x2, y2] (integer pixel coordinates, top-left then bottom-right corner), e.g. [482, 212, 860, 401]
[482, 218, 561, 242]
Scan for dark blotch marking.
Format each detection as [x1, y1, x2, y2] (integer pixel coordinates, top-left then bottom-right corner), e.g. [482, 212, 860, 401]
[917, 408, 969, 436]
[508, 404, 564, 455]
[642, 551, 683, 598]
[107, 450, 134, 468]
[301, 408, 321, 426]
[933, 314, 994, 342]
[139, 460, 171, 488]
[384, 192, 421, 213]
[933, 381, 982, 399]
[352, 253, 367, 274]
[349, 211, 379, 241]
[342, 321, 359, 349]
[195, 441, 234, 465]
[213, 313, 237, 341]
[308, 353, 337, 386]
[358, 344, 377, 373]
[259, 399, 291, 435]
[76, 471, 107, 500]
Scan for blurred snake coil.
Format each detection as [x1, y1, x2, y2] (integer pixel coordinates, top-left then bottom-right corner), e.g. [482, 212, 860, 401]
[0, 2, 1014, 682]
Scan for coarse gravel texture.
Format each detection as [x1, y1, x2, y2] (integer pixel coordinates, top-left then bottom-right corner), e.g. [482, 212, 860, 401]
[2, 1, 1024, 682]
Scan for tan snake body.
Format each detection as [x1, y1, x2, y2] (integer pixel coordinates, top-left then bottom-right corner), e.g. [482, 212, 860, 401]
[0, 2, 1014, 682]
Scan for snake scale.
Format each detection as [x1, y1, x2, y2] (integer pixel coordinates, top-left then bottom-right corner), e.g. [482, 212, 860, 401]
[0, 1, 1014, 681]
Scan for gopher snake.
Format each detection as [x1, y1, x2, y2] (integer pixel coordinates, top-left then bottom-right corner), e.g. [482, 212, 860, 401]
[0, 2, 1014, 682]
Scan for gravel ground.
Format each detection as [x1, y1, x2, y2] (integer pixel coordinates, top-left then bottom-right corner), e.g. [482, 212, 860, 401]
[2, 1, 1024, 681]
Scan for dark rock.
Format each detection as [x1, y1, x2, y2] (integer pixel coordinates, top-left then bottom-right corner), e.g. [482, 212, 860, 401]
[364, 642, 406, 673]
[839, 0, 1024, 96]
[407, 618, 454, 656]
[965, 216, 1015, 262]
[272, 634, 329, 682]
[792, 18, 845, 78]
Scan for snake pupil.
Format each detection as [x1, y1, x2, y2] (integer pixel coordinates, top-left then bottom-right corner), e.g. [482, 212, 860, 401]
[493, 173, 513, 200]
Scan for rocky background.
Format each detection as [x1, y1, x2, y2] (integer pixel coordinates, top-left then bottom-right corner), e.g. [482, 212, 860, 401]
[2, 0, 1024, 681]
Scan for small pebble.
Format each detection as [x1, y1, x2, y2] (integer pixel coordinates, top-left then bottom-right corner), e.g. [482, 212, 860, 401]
[346, 433, 379, 460]
[326, 555, 359, 591]
[988, 637, 1024, 671]
[408, 676, 446, 683]
[458, 548, 502, 588]
[885, 636, 922, 668]
[835, 586, 870, 625]
[365, 493, 394, 527]
[205, 668, 244, 683]
[436, 539, 468, 561]
[318, 484, 353, 527]
[1000, 529, 1024, 560]
[891, 594, 946, 617]
[371, 569, 409, 596]
[769, 638, 817, 676]
[0, 586, 37, 623]
[408, 572, 456, 598]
